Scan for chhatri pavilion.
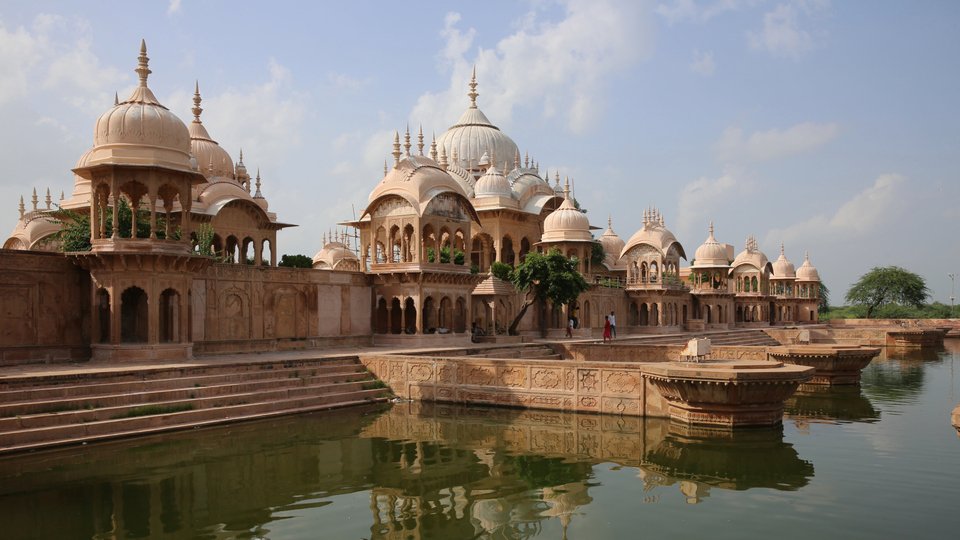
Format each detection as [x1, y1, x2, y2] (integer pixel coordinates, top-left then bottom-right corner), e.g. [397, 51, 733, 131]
[1, 42, 822, 360]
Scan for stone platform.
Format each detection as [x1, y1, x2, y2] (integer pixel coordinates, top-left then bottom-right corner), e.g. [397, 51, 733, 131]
[766, 345, 881, 385]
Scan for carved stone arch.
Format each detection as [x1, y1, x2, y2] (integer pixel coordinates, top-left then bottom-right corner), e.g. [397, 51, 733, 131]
[219, 286, 250, 339]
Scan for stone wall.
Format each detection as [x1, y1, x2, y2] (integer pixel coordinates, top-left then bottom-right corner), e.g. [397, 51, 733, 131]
[0, 250, 90, 365]
[193, 264, 373, 353]
[553, 342, 772, 363]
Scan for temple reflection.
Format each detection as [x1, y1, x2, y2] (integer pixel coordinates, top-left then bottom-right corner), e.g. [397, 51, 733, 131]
[785, 384, 880, 425]
[0, 402, 814, 539]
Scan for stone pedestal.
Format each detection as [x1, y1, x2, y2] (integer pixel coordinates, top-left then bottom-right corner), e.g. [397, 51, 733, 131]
[767, 345, 880, 385]
[885, 329, 947, 348]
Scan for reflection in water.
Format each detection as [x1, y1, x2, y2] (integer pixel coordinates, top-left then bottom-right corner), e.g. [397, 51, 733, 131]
[0, 401, 814, 539]
[786, 384, 880, 425]
[860, 346, 947, 405]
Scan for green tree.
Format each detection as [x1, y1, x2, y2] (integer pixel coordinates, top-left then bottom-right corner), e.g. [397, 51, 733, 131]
[818, 282, 831, 315]
[45, 198, 174, 252]
[490, 261, 513, 282]
[590, 241, 605, 266]
[507, 249, 589, 336]
[278, 254, 313, 268]
[845, 266, 929, 318]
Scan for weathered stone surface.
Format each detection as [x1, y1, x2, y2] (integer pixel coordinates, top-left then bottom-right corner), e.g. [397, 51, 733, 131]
[767, 345, 880, 385]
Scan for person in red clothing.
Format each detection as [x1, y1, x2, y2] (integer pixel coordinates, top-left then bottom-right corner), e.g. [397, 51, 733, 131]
[603, 315, 612, 343]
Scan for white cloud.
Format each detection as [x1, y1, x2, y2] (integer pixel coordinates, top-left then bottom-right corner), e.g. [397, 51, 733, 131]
[747, 1, 827, 59]
[675, 166, 753, 238]
[410, 0, 653, 135]
[656, 0, 754, 24]
[167, 0, 183, 16]
[690, 49, 716, 75]
[764, 174, 907, 246]
[714, 121, 839, 163]
[166, 59, 308, 173]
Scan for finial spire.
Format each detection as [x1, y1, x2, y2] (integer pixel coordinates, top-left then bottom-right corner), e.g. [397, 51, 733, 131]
[439, 144, 448, 170]
[468, 65, 479, 108]
[563, 176, 571, 200]
[780, 242, 785, 257]
[254, 169, 263, 198]
[514, 149, 520, 170]
[60, 190, 64, 201]
[417, 124, 424, 155]
[708, 221, 714, 238]
[554, 170, 560, 187]
[114, 92, 119, 106]
[429, 134, 438, 162]
[192, 80, 203, 122]
[608, 215, 612, 228]
[45, 188, 51, 210]
[136, 39, 151, 88]
[238, 148, 244, 164]
[383, 159, 388, 176]
[392, 131, 401, 167]
[31, 188, 38, 211]
[403, 125, 411, 156]
[18, 196, 25, 218]
[524, 151, 529, 169]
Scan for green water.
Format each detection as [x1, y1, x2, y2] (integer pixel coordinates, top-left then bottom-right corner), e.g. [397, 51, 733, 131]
[1, 342, 958, 539]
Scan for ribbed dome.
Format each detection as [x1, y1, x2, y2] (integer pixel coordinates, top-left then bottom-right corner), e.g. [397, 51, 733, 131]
[189, 82, 235, 180]
[542, 189, 592, 243]
[435, 70, 519, 172]
[693, 223, 730, 268]
[86, 41, 195, 175]
[599, 217, 625, 266]
[367, 152, 469, 217]
[474, 165, 514, 198]
[795, 252, 820, 281]
[312, 239, 360, 271]
[771, 244, 796, 278]
[732, 236, 770, 271]
[621, 209, 686, 260]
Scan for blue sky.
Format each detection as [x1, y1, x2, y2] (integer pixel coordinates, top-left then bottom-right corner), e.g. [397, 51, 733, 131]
[1, 0, 958, 303]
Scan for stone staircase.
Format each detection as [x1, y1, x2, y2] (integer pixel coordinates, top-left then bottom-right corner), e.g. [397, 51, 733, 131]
[467, 344, 562, 360]
[0, 356, 390, 454]
[629, 329, 782, 347]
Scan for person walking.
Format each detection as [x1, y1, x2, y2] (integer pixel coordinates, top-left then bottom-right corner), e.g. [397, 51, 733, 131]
[609, 310, 617, 339]
[603, 315, 612, 343]
[566, 317, 574, 338]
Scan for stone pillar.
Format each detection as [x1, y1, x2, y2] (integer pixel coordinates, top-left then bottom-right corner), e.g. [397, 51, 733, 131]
[148, 191, 157, 239]
[385, 304, 393, 334]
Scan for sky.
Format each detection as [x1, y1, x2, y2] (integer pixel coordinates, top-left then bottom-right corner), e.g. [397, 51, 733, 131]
[0, 0, 958, 303]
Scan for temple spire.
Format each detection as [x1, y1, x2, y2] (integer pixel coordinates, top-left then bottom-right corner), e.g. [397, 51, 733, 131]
[114, 92, 119, 106]
[254, 170, 263, 198]
[468, 65, 479, 108]
[383, 159, 388, 176]
[563, 176, 571, 200]
[417, 124, 424, 156]
[45, 188, 51, 209]
[514, 149, 520, 170]
[439, 144, 448, 170]
[429, 134, 438, 162]
[392, 131, 401, 167]
[31, 188, 38, 211]
[18, 196, 25, 218]
[708, 221, 715, 238]
[136, 39, 151, 88]
[192, 80, 203, 122]
[403, 125, 411, 156]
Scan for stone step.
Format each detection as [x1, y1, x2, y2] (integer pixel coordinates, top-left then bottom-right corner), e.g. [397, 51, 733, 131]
[0, 356, 363, 391]
[0, 389, 391, 454]
[0, 370, 373, 417]
[0, 364, 367, 404]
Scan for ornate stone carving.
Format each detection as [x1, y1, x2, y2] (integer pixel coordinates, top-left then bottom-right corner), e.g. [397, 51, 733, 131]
[409, 363, 434, 382]
[603, 371, 639, 394]
[578, 369, 598, 393]
[532, 368, 562, 389]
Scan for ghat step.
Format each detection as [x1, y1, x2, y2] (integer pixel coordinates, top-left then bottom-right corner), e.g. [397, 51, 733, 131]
[0, 355, 390, 454]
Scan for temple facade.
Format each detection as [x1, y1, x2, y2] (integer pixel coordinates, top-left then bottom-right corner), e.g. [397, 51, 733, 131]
[1, 43, 822, 362]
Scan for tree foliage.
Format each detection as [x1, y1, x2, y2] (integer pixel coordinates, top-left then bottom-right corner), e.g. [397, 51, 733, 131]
[45, 199, 176, 252]
[845, 266, 929, 318]
[278, 254, 313, 268]
[590, 241, 605, 266]
[818, 282, 830, 314]
[490, 261, 513, 282]
[507, 249, 589, 335]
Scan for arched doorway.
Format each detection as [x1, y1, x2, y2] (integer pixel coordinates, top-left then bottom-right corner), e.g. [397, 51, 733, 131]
[121, 287, 148, 343]
[375, 298, 388, 334]
[404, 298, 417, 334]
[159, 288, 180, 343]
[390, 298, 402, 334]
[97, 288, 110, 343]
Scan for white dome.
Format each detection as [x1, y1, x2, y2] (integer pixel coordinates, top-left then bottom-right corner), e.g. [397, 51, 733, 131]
[85, 41, 195, 175]
[771, 244, 796, 278]
[599, 217, 625, 267]
[189, 83, 235, 181]
[474, 165, 514, 198]
[621, 210, 686, 260]
[542, 191, 592, 243]
[435, 71, 519, 173]
[312, 240, 360, 271]
[795, 252, 820, 281]
[731, 236, 770, 272]
[693, 223, 729, 268]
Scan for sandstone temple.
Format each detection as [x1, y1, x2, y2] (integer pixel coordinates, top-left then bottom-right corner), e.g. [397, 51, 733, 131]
[1, 42, 822, 364]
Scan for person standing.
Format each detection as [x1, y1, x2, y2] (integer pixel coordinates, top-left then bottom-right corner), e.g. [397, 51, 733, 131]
[609, 311, 617, 339]
[566, 317, 574, 338]
[603, 315, 611, 343]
